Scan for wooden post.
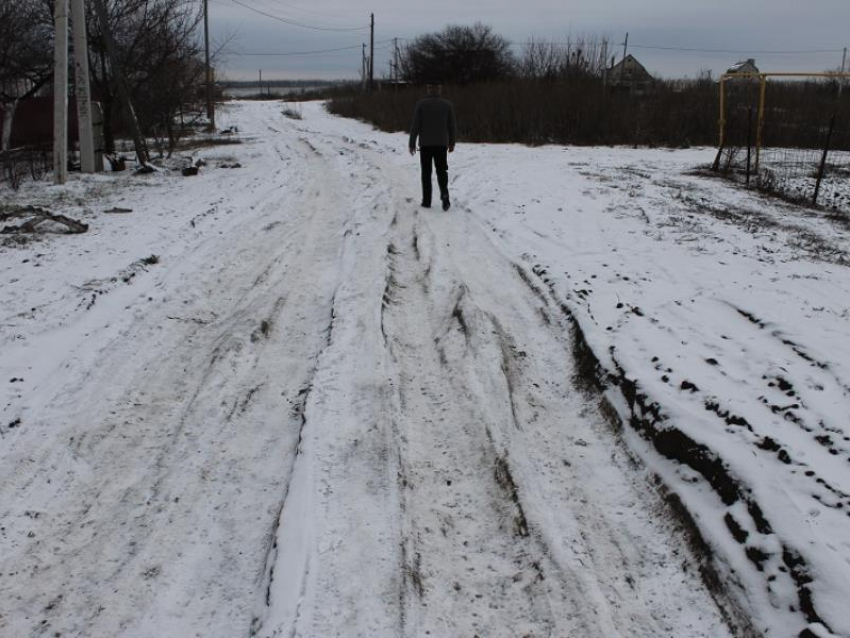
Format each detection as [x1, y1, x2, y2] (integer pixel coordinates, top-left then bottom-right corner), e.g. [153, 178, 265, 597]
[754, 75, 767, 176]
[718, 75, 727, 149]
[746, 105, 753, 185]
[70, 0, 96, 173]
[53, 0, 69, 184]
[712, 75, 727, 172]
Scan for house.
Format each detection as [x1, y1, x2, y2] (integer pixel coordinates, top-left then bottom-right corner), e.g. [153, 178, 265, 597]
[607, 54, 654, 88]
[1, 77, 54, 151]
[727, 58, 760, 75]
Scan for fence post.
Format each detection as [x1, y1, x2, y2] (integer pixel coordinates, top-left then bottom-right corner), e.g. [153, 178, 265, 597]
[746, 104, 753, 185]
[812, 114, 835, 206]
[754, 75, 766, 176]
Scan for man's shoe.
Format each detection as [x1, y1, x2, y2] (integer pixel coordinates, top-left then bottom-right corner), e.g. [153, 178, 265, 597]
[442, 198, 451, 211]
[421, 201, 431, 208]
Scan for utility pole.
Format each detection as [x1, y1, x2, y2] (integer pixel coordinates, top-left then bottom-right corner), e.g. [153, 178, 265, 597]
[204, 0, 215, 130]
[70, 0, 96, 173]
[53, 0, 69, 184]
[362, 43, 367, 90]
[840, 47, 847, 99]
[394, 37, 399, 82]
[620, 32, 628, 84]
[259, 69, 263, 95]
[369, 13, 375, 90]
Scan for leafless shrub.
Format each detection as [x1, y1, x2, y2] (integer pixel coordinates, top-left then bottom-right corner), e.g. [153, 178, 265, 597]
[282, 104, 303, 120]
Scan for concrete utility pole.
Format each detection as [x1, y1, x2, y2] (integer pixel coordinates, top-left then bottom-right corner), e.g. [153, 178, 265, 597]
[369, 13, 375, 90]
[53, 0, 69, 184]
[204, 0, 215, 130]
[840, 47, 847, 99]
[70, 0, 96, 173]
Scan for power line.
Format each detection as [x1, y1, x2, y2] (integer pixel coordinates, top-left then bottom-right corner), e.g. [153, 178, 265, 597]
[235, 44, 362, 56]
[629, 44, 845, 55]
[251, 0, 363, 20]
[228, 0, 368, 32]
[233, 43, 392, 56]
[501, 41, 844, 55]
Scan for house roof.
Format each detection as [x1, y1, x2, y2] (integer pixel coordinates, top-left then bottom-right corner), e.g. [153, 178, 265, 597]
[727, 58, 759, 74]
[608, 54, 653, 81]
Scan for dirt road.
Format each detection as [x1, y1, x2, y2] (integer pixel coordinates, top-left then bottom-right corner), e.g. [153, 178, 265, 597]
[1, 103, 737, 637]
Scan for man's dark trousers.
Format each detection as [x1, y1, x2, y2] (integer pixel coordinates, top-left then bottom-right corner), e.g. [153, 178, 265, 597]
[420, 146, 449, 206]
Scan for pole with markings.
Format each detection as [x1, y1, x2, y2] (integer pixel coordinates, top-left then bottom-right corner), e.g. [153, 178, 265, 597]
[53, 0, 69, 184]
[204, 0, 215, 130]
[70, 0, 96, 173]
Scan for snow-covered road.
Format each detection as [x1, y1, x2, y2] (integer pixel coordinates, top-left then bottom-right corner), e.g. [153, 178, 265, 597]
[0, 103, 745, 636]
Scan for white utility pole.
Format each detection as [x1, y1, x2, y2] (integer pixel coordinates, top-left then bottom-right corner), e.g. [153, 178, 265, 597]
[840, 47, 847, 99]
[204, 0, 215, 130]
[70, 0, 96, 173]
[53, 0, 69, 184]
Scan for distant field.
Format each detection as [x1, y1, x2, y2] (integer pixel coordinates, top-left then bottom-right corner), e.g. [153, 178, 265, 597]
[222, 85, 330, 98]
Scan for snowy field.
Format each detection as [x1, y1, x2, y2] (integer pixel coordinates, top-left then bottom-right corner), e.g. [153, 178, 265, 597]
[1, 101, 849, 637]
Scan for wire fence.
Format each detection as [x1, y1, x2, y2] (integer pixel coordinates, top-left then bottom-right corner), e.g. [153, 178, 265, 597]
[0, 145, 53, 190]
[714, 79, 850, 213]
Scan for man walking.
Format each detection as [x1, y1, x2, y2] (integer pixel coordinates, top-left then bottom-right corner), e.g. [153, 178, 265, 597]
[409, 84, 456, 211]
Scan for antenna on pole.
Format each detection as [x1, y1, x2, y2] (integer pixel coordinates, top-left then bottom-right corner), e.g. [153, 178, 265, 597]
[620, 32, 629, 84]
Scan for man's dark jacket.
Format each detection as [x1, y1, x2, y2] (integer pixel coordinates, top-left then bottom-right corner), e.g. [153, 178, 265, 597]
[409, 97, 456, 149]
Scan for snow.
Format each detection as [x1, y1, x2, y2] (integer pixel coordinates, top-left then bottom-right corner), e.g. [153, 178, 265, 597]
[1, 100, 848, 637]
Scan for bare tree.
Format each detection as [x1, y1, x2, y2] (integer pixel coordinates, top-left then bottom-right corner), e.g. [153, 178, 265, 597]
[86, 0, 206, 155]
[519, 39, 561, 82]
[399, 23, 515, 86]
[519, 35, 611, 83]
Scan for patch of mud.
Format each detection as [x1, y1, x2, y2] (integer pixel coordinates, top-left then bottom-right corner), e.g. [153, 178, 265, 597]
[526, 265, 819, 637]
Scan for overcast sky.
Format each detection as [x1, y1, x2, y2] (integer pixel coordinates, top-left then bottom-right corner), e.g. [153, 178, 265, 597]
[210, 0, 849, 82]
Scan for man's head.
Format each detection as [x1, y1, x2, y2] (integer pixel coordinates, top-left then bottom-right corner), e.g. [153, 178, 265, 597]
[426, 83, 442, 97]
